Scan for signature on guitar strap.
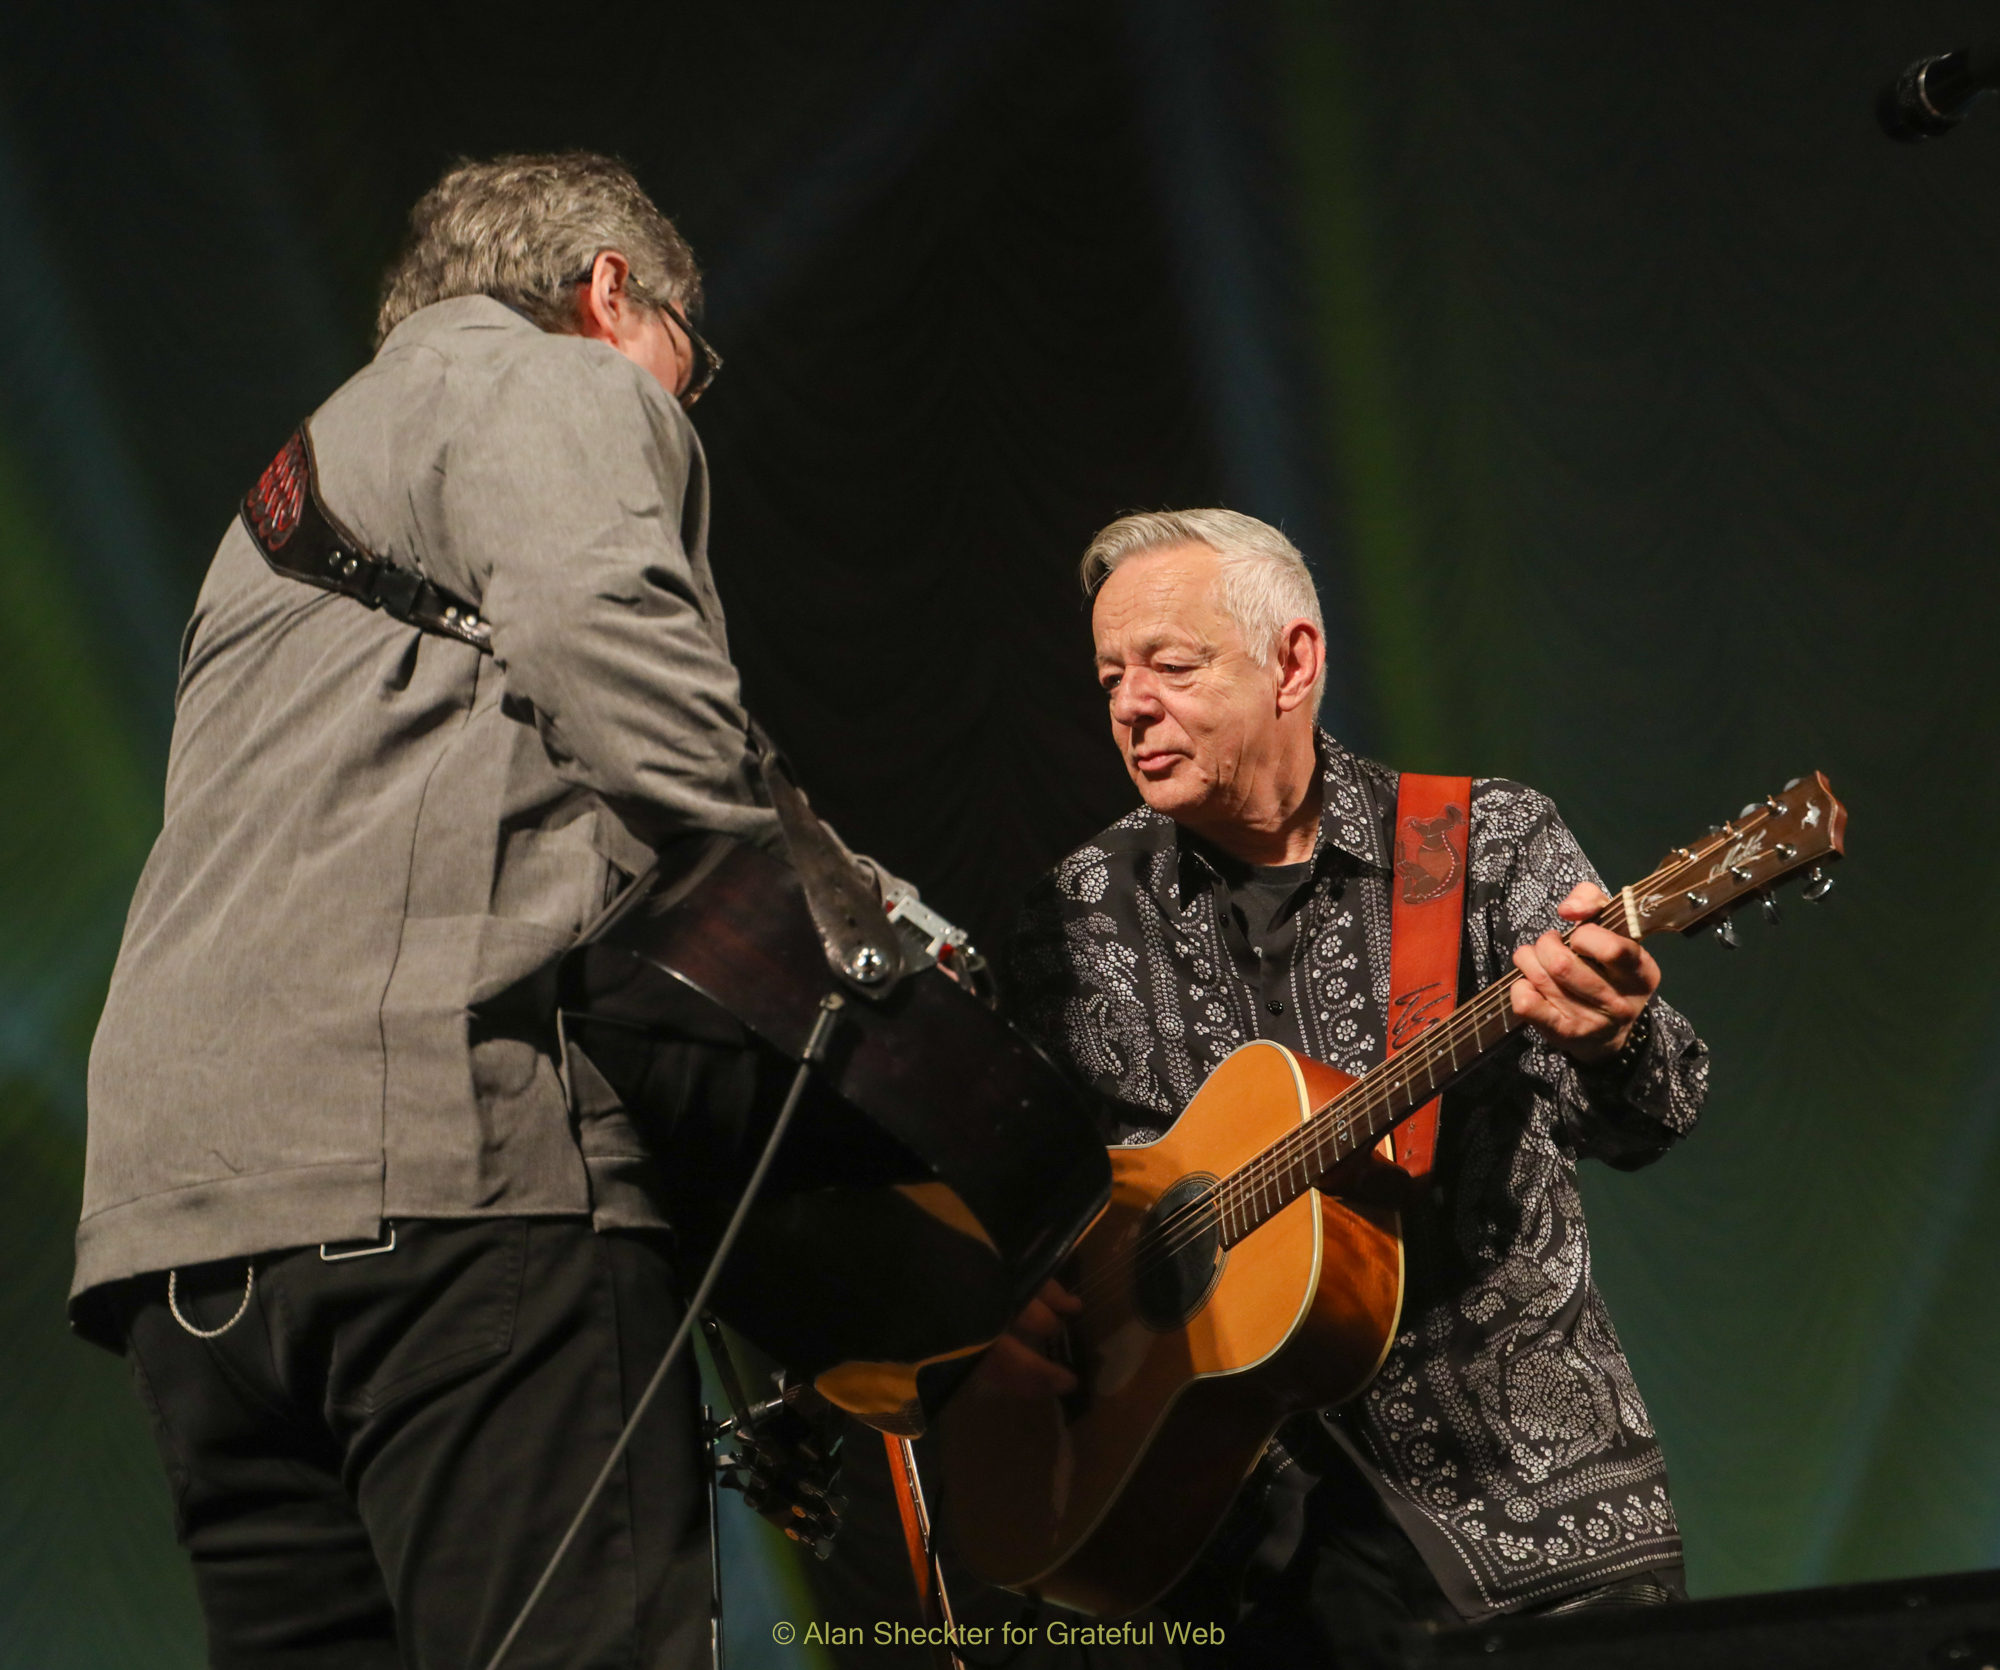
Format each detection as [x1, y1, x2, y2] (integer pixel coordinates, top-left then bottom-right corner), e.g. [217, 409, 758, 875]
[1387, 773, 1472, 1182]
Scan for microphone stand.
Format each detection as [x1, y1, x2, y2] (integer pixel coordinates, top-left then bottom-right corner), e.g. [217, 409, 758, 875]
[1881, 44, 2000, 139]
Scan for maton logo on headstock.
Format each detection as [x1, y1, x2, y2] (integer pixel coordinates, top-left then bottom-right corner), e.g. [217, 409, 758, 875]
[1631, 773, 1847, 940]
[1706, 830, 1769, 882]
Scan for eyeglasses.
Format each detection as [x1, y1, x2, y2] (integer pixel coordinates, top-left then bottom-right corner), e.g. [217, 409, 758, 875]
[566, 262, 723, 409]
[655, 294, 723, 408]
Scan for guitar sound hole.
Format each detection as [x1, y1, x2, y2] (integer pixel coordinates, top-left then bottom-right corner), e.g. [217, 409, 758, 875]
[1134, 1174, 1225, 1332]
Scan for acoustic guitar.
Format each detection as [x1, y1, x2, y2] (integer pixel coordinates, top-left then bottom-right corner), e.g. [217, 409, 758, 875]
[564, 834, 1112, 1437]
[939, 774, 1848, 1617]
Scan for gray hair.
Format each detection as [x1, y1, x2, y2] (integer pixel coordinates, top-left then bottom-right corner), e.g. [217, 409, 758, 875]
[375, 152, 700, 347]
[1080, 508, 1325, 709]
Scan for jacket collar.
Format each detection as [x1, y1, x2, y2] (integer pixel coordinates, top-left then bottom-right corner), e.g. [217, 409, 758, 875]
[377, 293, 541, 356]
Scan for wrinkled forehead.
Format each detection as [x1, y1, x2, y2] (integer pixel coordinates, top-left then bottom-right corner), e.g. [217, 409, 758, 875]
[1090, 543, 1238, 659]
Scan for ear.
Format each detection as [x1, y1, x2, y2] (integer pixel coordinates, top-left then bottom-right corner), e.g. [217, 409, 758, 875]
[576, 251, 634, 343]
[1273, 618, 1324, 715]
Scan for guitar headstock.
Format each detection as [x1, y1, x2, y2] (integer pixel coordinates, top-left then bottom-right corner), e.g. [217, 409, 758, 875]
[1619, 772, 1847, 942]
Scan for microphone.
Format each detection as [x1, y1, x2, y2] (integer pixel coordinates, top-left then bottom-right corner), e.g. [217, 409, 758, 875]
[1880, 45, 2000, 140]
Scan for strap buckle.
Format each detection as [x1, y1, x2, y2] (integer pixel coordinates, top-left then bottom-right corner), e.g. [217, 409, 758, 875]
[369, 564, 423, 616]
[319, 1224, 397, 1262]
[240, 426, 494, 657]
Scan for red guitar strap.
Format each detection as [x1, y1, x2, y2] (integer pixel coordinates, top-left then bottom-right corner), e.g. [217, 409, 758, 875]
[883, 1432, 963, 1669]
[1386, 773, 1472, 1182]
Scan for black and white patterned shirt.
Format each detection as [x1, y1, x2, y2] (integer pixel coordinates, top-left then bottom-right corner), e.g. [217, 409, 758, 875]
[1006, 733, 1709, 1617]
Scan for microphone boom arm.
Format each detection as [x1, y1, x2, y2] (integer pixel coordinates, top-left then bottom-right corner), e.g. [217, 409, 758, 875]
[1881, 44, 2000, 140]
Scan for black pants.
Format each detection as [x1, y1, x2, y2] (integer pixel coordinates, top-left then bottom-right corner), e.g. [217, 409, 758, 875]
[117, 1218, 710, 1670]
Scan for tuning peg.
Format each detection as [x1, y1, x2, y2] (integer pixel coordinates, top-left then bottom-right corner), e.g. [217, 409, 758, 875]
[1760, 891, 1782, 926]
[1712, 915, 1738, 950]
[1782, 777, 1802, 791]
[1802, 866, 1834, 902]
[1739, 802, 1761, 819]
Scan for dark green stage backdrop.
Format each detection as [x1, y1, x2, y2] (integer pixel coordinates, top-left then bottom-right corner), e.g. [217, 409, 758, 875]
[2, 2, 1997, 1664]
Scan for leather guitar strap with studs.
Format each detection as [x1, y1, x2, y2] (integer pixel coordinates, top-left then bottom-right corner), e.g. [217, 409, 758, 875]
[239, 424, 903, 998]
[1385, 772, 1472, 1183]
[240, 426, 493, 653]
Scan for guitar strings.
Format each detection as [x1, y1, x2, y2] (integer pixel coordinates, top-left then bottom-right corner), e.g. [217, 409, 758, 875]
[1070, 897, 1621, 1307]
[1069, 928, 1565, 1308]
[1077, 807, 1779, 1306]
[1190, 819, 1747, 1227]
[1068, 872, 1636, 1300]
[1071, 903, 1609, 1307]
[1066, 809, 1783, 1313]
[1067, 964, 1535, 1310]
[1132, 830, 1723, 1279]
[1066, 858, 1671, 1311]
[1083, 800, 1796, 1306]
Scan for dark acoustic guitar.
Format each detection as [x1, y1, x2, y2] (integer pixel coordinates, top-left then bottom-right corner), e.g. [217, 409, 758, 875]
[564, 834, 1112, 1438]
[939, 775, 1848, 1617]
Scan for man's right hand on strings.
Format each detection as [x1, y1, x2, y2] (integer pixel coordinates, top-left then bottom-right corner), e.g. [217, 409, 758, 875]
[972, 1278, 1081, 1398]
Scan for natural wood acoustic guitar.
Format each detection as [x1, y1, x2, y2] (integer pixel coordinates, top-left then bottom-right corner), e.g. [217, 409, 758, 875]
[939, 774, 1847, 1618]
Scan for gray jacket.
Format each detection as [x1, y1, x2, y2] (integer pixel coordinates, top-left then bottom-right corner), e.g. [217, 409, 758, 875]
[77, 296, 783, 1306]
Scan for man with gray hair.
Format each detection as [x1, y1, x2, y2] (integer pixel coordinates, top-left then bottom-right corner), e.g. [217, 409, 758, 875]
[1006, 509, 1709, 1664]
[75, 153, 804, 1668]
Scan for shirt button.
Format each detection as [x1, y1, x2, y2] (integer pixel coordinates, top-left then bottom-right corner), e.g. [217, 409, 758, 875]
[1267, 999, 1285, 1015]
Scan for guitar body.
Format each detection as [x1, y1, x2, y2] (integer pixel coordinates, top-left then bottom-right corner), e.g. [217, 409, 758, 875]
[939, 1041, 1404, 1617]
[939, 771, 1850, 1617]
[565, 837, 1112, 1435]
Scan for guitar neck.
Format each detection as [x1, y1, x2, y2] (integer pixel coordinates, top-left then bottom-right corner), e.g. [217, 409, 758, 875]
[1211, 891, 1644, 1249]
[1198, 771, 1847, 1249]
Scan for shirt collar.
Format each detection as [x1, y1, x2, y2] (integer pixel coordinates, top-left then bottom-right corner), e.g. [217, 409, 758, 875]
[1144, 729, 1392, 913]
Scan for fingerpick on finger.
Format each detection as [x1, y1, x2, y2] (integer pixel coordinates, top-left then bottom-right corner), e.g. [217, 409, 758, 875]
[1557, 883, 1609, 922]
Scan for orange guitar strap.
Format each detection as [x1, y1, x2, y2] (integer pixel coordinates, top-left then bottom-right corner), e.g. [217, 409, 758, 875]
[1386, 773, 1472, 1182]
[883, 1432, 962, 1669]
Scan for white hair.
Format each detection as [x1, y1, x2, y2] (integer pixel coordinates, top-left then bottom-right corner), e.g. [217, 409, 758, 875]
[1080, 508, 1325, 711]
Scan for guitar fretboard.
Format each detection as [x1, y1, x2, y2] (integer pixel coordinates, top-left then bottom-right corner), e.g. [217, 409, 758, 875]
[1211, 894, 1636, 1248]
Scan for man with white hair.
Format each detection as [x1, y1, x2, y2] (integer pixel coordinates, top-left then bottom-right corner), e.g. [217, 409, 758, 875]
[74, 153, 836, 1669]
[1006, 509, 1709, 1663]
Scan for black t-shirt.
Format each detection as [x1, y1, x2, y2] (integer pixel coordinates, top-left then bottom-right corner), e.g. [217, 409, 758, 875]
[1220, 855, 1317, 1050]
[1229, 856, 1316, 950]
[1007, 743, 1708, 1616]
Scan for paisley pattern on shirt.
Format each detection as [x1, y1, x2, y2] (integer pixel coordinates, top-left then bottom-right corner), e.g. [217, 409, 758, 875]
[1007, 735, 1708, 1615]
